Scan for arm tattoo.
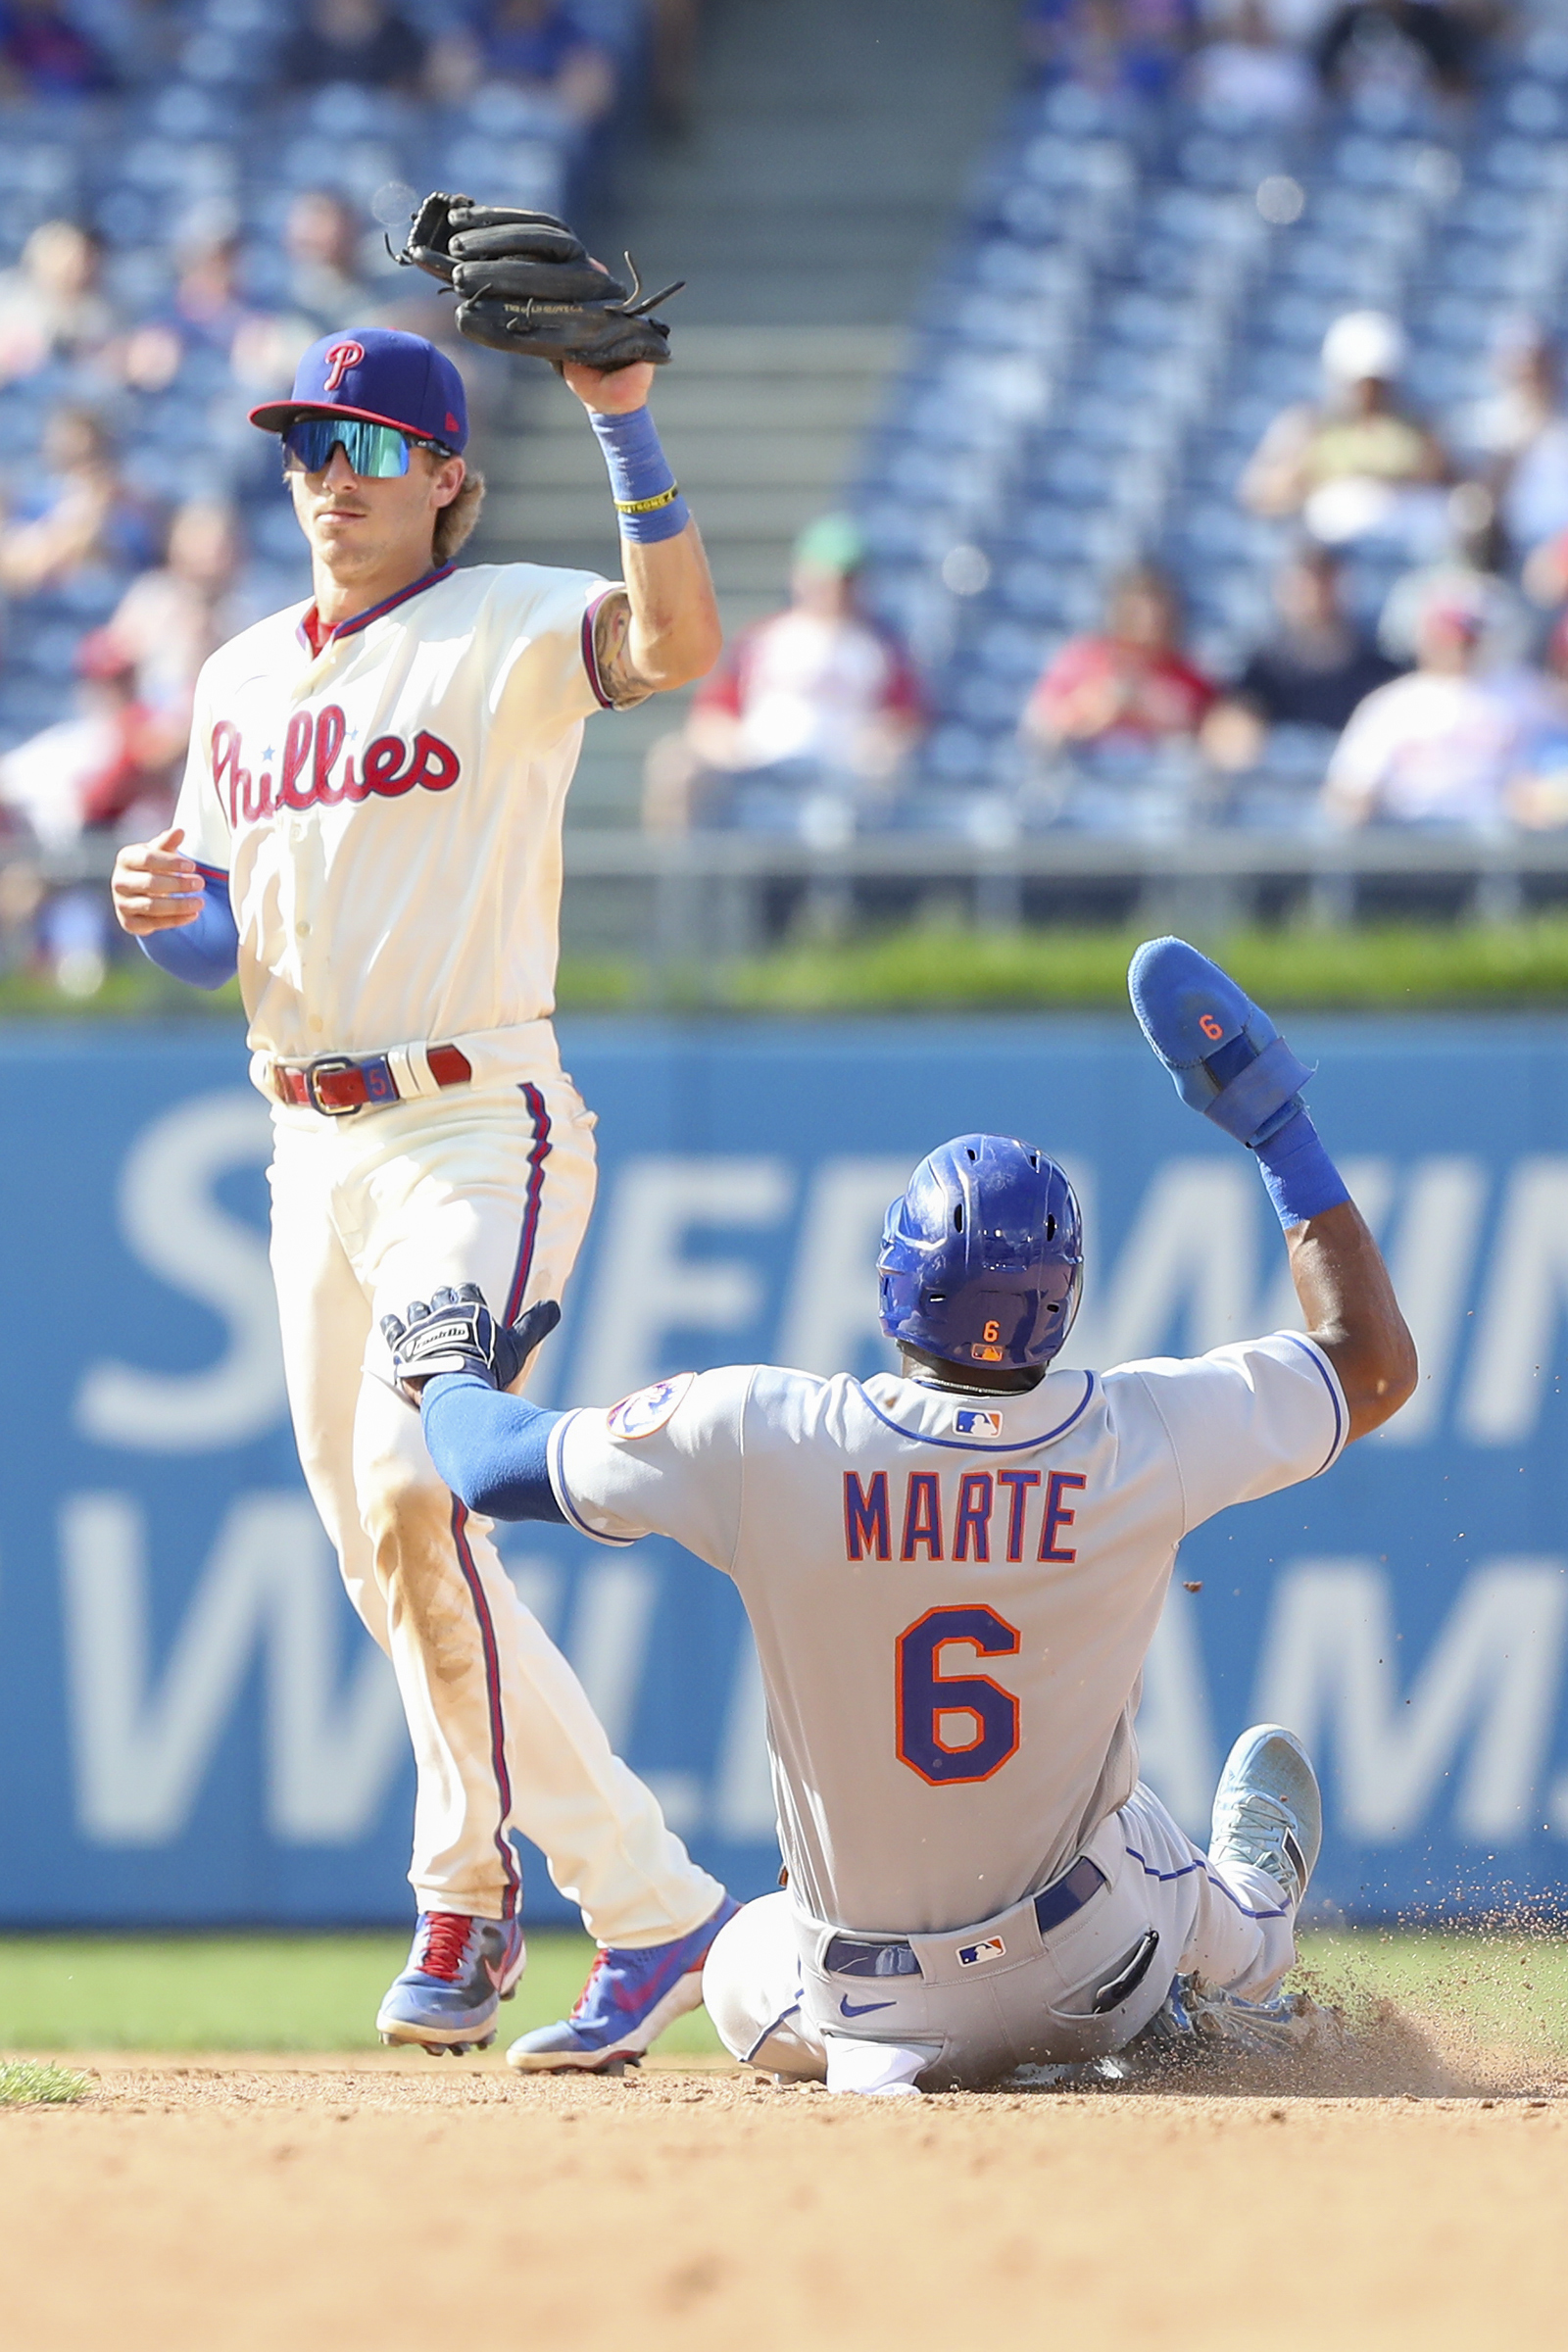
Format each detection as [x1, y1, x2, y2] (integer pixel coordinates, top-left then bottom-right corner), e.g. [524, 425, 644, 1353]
[592, 588, 654, 710]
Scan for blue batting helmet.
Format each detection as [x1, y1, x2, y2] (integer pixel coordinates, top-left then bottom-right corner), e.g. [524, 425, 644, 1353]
[877, 1134, 1084, 1372]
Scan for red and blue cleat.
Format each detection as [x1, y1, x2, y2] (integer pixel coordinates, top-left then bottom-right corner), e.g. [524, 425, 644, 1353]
[507, 1893, 740, 2074]
[376, 1911, 526, 2054]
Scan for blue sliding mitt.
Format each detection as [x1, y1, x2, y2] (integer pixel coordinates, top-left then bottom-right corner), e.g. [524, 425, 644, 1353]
[1127, 937, 1313, 1150]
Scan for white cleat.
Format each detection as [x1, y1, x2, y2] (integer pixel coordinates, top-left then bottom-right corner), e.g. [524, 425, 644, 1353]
[1208, 1724, 1322, 1909]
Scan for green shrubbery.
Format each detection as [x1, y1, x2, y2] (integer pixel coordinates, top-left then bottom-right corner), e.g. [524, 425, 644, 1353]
[12, 921, 1568, 1020]
[552, 921, 1568, 1014]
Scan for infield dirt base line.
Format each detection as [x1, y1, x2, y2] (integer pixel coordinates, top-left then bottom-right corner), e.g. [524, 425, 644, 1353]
[3, 2054, 1565, 2352]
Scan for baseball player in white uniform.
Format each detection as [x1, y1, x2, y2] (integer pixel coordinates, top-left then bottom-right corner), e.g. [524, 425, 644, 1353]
[110, 320, 738, 2060]
[382, 938, 1416, 2087]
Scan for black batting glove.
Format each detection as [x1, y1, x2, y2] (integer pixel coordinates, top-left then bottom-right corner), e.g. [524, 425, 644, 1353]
[381, 1284, 562, 1404]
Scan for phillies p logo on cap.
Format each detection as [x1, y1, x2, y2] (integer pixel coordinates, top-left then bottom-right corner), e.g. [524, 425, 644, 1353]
[323, 340, 367, 393]
[248, 327, 470, 451]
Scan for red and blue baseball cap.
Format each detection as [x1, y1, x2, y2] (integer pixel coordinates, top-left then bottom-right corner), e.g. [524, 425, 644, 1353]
[249, 327, 468, 452]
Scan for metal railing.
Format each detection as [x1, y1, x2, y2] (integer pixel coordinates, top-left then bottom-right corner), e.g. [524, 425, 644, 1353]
[8, 828, 1568, 984]
[559, 827, 1568, 961]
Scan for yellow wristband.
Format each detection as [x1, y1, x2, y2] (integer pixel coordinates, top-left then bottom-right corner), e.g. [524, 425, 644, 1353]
[612, 483, 681, 514]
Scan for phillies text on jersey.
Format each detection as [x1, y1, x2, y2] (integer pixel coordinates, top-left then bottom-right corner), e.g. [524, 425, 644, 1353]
[172, 562, 618, 1067]
[212, 710, 462, 820]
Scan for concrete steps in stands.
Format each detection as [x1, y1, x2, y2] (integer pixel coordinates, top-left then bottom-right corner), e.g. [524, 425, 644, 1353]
[471, 0, 1019, 827]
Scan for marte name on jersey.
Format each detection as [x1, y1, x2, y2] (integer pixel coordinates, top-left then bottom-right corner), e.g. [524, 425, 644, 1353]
[212, 710, 462, 825]
[843, 1466, 1088, 1565]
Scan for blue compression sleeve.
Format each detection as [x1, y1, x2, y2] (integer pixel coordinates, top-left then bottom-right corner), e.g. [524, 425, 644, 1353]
[1253, 1107, 1351, 1231]
[137, 869, 238, 991]
[422, 1373, 566, 1524]
[589, 407, 691, 544]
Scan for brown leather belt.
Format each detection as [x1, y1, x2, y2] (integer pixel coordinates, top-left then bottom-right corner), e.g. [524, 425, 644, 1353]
[271, 1042, 472, 1116]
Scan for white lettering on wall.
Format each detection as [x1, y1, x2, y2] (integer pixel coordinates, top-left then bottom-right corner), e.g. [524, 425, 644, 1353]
[1079, 1158, 1259, 1366]
[74, 1093, 285, 1452]
[62, 1492, 404, 1843]
[570, 1156, 794, 1405]
[776, 1157, 909, 1378]
[1373, 1158, 1489, 1446]
[1252, 1558, 1568, 1841]
[1460, 1158, 1568, 1444]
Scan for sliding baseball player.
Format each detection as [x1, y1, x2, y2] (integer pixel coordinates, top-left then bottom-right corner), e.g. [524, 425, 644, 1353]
[383, 940, 1416, 2086]
[110, 208, 739, 2060]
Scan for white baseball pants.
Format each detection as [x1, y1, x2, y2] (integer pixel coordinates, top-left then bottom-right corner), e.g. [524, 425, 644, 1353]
[704, 1782, 1298, 2091]
[267, 1061, 724, 1941]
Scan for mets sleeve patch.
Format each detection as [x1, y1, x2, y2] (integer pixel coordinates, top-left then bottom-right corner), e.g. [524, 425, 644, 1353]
[606, 1370, 697, 1441]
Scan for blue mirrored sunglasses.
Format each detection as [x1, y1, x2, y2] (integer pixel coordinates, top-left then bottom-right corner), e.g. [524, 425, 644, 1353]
[281, 416, 451, 477]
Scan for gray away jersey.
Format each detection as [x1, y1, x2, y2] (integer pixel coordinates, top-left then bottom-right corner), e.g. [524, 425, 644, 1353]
[549, 1335, 1347, 1936]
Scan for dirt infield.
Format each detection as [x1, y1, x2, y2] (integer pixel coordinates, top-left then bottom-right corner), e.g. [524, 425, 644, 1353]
[5, 2046, 1567, 2352]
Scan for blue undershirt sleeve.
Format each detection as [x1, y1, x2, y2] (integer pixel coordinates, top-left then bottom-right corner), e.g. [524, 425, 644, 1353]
[137, 869, 239, 991]
[421, 1373, 566, 1524]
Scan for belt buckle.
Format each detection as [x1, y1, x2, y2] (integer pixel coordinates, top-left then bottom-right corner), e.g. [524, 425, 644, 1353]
[304, 1055, 363, 1116]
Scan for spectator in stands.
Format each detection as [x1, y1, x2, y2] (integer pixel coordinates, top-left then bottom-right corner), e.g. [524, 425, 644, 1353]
[118, 215, 257, 393]
[1201, 544, 1400, 771]
[1186, 0, 1317, 122]
[0, 635, 177, 852]
[0, 219, 114, 385]
[1315, 0, 1486, 100]
[1506, 612, 1568, 831]
[0, 633, 179, 996]
[649, 0, 705, 134]
[0, 408, 158, 599]
[1023, 0, 1200, 100]
[278, 189, 385, 339]
[1449, 318, 1568, 590]
[431, 0, 617, 122]
[1021, 565, 1215, 754]
[1241, 311, 1450, 555]
[643, 515, 924, 834]
[1379, 482, 1532, 670]
[281, 0, 431, 93]
[1322, 587, 1547, 830]
[99, 499, 244, 729]
[0, 0, 116, 98]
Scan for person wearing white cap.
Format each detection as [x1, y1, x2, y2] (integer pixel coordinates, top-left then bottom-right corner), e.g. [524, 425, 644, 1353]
[1242, 309, 1450, 553]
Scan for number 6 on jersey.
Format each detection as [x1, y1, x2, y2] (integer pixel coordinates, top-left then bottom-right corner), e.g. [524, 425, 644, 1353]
[895, 1605, 1021, 1785]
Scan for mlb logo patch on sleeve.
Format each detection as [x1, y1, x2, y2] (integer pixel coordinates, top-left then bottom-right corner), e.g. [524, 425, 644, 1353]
[956, 1936, 1006, 1968]
[606, 1370, 696, 1441]
[954, 1408, 1004, 1438]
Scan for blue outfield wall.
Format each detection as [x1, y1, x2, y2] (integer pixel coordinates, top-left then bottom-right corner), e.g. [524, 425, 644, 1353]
[3, 1013, 1568, 1928]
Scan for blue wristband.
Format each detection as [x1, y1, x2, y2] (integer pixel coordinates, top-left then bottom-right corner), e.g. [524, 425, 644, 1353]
[590, 407, 690, 544]
[1254, 1108, 1350, 1231]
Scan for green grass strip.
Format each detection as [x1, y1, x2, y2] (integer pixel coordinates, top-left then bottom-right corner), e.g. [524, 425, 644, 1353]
[12, 921, 1568, 1019]
[1297, 1929, 1568, 2054]
[0, 2059, 92, 2105]
[0, 1933, 722, 2056]
[0, 1928, 1565, 2063]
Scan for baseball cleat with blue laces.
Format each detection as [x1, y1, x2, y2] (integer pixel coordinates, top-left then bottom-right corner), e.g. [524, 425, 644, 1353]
[507, 1893, 740, 2073]
[376, 1911, 526, 2054]
[1208, 1725, 1322, 1911]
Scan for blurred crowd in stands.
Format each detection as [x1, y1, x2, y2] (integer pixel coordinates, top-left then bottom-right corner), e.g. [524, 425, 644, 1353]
[650, 0, 1568, 849]
[0, 0, 700, 986]
[8, 0, 1568, 983]
[652, 291, 1568, 840]
[642, 0, 1568, 854]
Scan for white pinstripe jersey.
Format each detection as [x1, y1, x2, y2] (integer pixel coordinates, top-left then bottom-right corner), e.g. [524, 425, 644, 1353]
[171, 561, 615, 1066]
[550, 1333, 1348, 1935]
